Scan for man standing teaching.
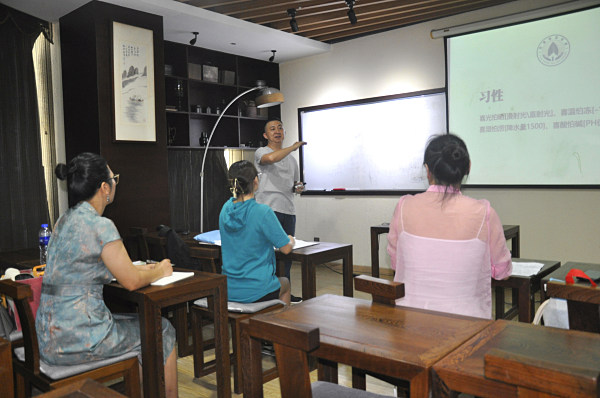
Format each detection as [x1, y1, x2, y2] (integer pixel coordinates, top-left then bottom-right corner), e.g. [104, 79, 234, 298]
[255, 118, 306, 303]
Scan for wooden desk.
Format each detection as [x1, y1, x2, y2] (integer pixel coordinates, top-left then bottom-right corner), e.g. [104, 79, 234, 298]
[242, 294, 492, 398]
[432, 319, 600, 397]
[492, 258, 561, 323]
[542, 261, 600, 333]
[370, 224, 520, 277]
[176, 239, 352, 300]
[104, 270, 230, 398]
[276, 242, 353, 300]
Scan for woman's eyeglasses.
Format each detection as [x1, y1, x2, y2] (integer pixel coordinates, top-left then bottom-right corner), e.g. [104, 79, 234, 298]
[110, 174, 120, 185]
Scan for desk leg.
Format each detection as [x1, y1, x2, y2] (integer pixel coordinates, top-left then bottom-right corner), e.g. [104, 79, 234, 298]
[212, 285, 232, 398]
[139, 302, 165, 398]
[351, 368, 367, 390]
[343, 247, 354, 297]
[518, 283, 532, 323]
[494, 287, 505, 320]
[512, 234, 520, 258]
[317, 358, 338, 384]
[370, 228, 380, 278]
[302, 259, 315, 300]
[241, 324, 264, 398]
[174, 303, 192, 357]
[431, 369, 458, 398]
[410, 370, 429, 398]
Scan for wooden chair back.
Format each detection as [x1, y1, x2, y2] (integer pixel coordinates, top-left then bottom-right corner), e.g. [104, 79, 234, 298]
[127, 227, 150, 261]
[246, 316, 320, 398]
[244, 316, 393, 398]
[485, 348, 600, 398]
[353, 275, 409, 395]
[0, 279, 141, 398]
[354, 275, 404, 306]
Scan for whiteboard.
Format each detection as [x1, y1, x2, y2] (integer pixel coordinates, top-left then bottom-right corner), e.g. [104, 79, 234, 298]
[299, 89, 446, 192]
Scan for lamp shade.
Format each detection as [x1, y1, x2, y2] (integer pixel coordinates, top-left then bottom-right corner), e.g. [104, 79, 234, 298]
[255, 88, 284, 108]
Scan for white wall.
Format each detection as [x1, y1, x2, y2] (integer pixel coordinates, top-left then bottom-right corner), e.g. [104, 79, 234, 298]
[279, 0, 600, 268]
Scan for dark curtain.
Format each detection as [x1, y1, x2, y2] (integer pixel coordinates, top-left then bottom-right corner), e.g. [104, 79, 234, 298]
[167, 149, 230, 234]
[0, 5, 51, 251]
[203, 150, 231, 232]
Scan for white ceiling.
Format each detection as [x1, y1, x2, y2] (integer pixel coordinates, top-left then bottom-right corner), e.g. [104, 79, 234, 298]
[1, 0, 330, 63]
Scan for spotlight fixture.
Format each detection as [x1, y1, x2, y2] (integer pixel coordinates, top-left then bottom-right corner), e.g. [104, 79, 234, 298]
[345, 0, 357, 25]
[189, 31, 198, 46]
[269, 50, 277, 62]
[287, 8, 299, 32]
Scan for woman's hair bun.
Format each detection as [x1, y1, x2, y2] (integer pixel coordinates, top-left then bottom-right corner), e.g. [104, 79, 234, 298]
[442, 145, 466, 164]
[55, 163, 68, 180]
[451, 148, 463, 161]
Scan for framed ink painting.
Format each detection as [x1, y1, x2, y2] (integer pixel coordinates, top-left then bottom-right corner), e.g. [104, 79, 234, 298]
[112, 21, 156, 142]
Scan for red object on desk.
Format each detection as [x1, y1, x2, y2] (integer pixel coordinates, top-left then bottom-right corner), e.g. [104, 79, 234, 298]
[565, 268, 597, 287]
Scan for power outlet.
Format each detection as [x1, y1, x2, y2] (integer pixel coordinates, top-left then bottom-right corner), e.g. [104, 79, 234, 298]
[314, 237, 320, 242]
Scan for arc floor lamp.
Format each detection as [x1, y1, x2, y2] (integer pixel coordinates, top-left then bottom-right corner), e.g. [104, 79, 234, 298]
[200, 80, 284, 232]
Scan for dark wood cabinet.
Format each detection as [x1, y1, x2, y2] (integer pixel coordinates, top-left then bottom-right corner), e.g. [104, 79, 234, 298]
[163, 41, 280, 149]
[59, 1, 170, 235]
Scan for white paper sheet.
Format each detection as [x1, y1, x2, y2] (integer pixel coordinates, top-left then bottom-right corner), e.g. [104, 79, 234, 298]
[151, 271, 194, 286]
[293, 239, 319, 250]
[511, 262, 545, 277]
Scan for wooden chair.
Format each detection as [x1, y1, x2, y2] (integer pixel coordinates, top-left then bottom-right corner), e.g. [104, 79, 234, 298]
[484, 348, 600, 397]
[127, 227, 167, 262]
[1, 336, 14, 398]
[244, 315, 393, 398]
[191, 298, 284, 394]
[353, 275, 409, 397]
[0, 280, 141, 398]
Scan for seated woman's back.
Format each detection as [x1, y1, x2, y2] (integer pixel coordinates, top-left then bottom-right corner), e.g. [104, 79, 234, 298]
[387, 135, 511, 319]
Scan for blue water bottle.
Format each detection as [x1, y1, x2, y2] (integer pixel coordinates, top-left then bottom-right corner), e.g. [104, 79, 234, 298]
[39, 224, 52, 265]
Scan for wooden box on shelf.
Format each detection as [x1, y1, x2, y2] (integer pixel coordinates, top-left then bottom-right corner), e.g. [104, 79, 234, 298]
[188, 63, 202, 80]
[220, 70, 235, 85]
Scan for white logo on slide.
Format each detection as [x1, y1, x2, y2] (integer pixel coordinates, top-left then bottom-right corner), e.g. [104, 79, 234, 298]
[537, 35, 570, 66]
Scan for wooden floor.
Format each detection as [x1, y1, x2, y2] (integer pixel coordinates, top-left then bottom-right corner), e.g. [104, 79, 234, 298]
[175, 262, 531, 397]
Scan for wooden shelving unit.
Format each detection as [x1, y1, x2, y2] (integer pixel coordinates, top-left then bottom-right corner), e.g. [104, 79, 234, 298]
[164, 41, 280, 149]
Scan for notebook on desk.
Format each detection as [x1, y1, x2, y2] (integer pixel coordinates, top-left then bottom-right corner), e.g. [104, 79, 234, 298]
[293, 239, 319, 250]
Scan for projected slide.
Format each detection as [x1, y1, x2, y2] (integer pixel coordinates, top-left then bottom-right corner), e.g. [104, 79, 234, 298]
[447, 6, 600, 185]
[300, 90, 446, 192]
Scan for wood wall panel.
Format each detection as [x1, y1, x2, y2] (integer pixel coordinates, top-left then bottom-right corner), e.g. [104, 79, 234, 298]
[60, 0, 169, 235]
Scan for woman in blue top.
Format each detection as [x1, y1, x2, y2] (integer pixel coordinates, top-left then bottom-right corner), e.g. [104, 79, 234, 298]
[35, 153, 178, 398]
[220, 160, 293, 304]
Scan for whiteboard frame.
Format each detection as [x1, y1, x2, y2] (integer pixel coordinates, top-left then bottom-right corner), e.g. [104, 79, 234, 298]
[298, 88, 447, 195]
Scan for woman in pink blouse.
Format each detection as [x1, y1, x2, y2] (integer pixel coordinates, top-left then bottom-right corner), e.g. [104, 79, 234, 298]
[387, 134, 512, 319]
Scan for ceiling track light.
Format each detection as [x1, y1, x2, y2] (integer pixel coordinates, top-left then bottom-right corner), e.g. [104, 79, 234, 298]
[345, 0, 357, 25]
[287, 8, 299, 32]
[269, 50, 277, 62]
[189, 31, 198, 46]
